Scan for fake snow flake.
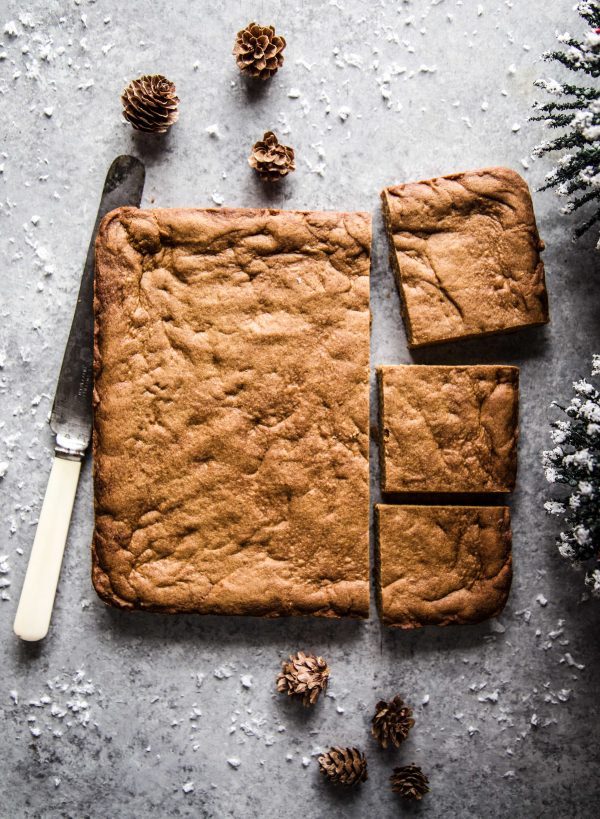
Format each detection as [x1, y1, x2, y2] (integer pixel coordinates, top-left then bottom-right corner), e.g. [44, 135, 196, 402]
[562, 653, 585, 670]
[302, 757, 310, 767]
[338, 106, 351, 122]
[240, 675, 253, 689]
[214, 665, 233, 679]
[182, 782, 194, 794]
[287, 88, 300, 98]
[421, 694, 430, 706]
[205, 124, 220, 138]
[4, 21, 19, 37]
[227, 757, 241, 769]
[536, 594, 548, 607]
[478, 689, 500, 704]
[0, 462, 8, 479]
[211, 193, 224, 206]
[512, 123, 521, 132]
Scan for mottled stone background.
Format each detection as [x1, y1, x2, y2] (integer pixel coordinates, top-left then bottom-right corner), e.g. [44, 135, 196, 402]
[1, 1, 599, 817]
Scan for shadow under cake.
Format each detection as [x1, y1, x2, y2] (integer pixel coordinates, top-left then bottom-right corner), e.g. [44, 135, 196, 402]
[93, 206, 371, 617]
[377, 364, 519, 494]
[375, 504, 512, 628]
[381, 166, 549, 348]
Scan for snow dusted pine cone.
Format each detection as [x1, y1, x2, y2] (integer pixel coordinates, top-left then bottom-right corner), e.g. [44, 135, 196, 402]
[318, 747, 368, 787]
[249, 131, 295, 182]
[233, 22, 286, 79]
[121, 75, 179, 133]
[390, 764, 430, 800]
[371, 695, 415, 749]
[276, 651, 329, 706]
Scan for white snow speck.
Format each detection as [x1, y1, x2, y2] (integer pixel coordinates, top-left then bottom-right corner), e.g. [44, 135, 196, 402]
[211, 193, 224, 206]
[536, 594, 548, 607]
[511, 123, 521, 132]
[43, 107, 53, 118]
[4, 21, 19, 37]
[530, 713, 539, 727]
[10, 690, 18, 704]
[421, 694, 430, 706]
[182, 782, 194, 794]
[338, 106, 351, 122]
[240, 674, 253, 689]
[205, 124, 220, 138]
[227, 757, 241, 769]
[288, 88, 301, 98]
[0, 462, 9, 479]
[30, 726, 41, 737]
[562, 653, 584, 670]
[302, 756, 310, 767]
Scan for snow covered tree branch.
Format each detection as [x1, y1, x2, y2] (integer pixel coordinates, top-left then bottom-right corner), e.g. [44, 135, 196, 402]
[543, 355, 600, 597]
[531, 1, 600, 247]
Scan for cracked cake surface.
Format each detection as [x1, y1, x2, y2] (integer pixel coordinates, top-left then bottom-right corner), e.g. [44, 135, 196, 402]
[381, 167, 549, 347]
[375, 505, 512, 628]
[92, 206, 371, 617]
[377, 365, 519, 493]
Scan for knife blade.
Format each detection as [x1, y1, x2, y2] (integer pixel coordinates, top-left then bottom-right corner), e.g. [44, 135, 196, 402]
[50, 155, 146, 458]
[14, 155, 145, 641]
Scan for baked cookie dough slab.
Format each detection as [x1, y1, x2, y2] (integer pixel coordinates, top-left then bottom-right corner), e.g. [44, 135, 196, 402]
[381, 167, 549, 347]
[375, 505, 512, 628]
[93, 207, 371, 617]
[377, 365, 519, 494]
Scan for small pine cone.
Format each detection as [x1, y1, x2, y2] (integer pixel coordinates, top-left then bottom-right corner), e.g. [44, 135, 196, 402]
[121, 75, 179, 134]
[318, 747, 368, 787]
[233, 22, 286, 80]
[371, 695, 415, 749]
[390, 764, 430, 801]
[276, 651, 329, 706]
[249, 132, 295, 182]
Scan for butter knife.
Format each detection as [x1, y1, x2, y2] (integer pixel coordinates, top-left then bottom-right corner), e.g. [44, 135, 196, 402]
[13, 155, 145, 641]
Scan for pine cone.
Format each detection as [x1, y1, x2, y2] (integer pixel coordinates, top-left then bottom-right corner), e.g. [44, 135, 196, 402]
[318, 747, 368, 787]
[249, 132, 295, 182]
[233, 22, 286, 80]
[371, 695, 415, 749]
[277, 651, 329, 706]
[390, 764, 430, 800]
[121, 75, 179, 134]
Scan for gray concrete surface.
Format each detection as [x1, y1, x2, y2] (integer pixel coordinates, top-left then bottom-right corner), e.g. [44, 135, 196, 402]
[1, 1, 599, 817]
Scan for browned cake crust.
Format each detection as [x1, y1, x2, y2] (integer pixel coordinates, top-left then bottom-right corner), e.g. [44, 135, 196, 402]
[377, 365, 519, 493]
[375, 505, 512, 628]
[381, 167, 549, 348]
[93, 206, 371, 617]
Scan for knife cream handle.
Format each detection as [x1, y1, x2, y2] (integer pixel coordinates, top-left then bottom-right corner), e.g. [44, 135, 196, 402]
[13, 456, 81, 642]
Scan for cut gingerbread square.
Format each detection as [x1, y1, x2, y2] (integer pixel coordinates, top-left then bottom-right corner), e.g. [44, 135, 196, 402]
[377, 365, 519, 494]
[381, 167, 549, 347]
[375, 504, 512, 628]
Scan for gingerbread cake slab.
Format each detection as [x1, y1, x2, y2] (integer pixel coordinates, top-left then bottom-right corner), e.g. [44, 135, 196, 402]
[375, 504, 512, 628]
[381, 167, 549, 347]
[377, 365, 519, 494]
[93, 206, 371, 617]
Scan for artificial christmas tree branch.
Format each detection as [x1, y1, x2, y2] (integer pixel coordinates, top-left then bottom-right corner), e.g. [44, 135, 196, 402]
[531, 1, 600, 246]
